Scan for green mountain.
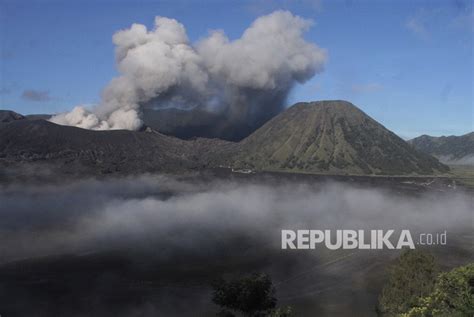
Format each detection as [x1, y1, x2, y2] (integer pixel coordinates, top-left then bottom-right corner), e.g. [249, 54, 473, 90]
[230, 101, 448, 175]
[409, 132, 474, 165]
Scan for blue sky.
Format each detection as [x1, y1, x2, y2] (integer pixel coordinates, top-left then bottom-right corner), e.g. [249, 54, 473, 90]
[0, 0, 472, 138]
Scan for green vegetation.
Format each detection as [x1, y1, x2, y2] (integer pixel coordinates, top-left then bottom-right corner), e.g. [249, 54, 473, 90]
[448, 165, 474, 189]
[212, 273, 292, 317]
[378, 250, 439, 315]
[402, 264, 474, 317]
[378, 250, 474, 316]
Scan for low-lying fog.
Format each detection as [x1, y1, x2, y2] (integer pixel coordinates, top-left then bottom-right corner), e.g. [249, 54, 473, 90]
[0, 175, 471, 261]
[0, 175, 472, 316]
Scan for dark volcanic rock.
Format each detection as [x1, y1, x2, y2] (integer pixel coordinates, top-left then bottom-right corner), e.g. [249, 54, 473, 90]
[0, 119, 232, 176]
[0, 110, 25, 123]
[25, 113, 52, 120]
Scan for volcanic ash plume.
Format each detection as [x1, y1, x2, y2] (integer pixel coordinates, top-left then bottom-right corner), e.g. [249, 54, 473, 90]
[50, 11, 327, 131]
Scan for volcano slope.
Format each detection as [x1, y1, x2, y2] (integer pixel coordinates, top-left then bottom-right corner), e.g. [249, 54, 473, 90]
[0, 118, 233, 178]
[230, 100, 448, 175]
[0, 110, 25, 123]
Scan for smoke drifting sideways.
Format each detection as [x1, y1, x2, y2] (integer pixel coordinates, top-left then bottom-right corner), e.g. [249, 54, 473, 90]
[49, 11, 327, 133]
[0, 175, 472, 263]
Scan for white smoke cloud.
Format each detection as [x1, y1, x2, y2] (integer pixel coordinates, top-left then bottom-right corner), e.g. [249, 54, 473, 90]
[50, 11, 326, 131]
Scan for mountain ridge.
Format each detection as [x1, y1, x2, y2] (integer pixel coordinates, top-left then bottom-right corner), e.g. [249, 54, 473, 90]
[0, 119, 232, 175]
[0, 100, 449, 178]
[409, 132, 474, 165]
[0, 110, 25, 123]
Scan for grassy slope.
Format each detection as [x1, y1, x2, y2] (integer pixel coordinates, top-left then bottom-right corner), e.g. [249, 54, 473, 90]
[447, 165, 474, 189]
[410, 132, 474, 158]
[232, 101, 448, 176]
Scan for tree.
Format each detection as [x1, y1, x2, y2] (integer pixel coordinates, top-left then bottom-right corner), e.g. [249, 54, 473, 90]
[212, 273, 291, 317]
[378, 250, 439, 315]
[402, 263, 474, 317]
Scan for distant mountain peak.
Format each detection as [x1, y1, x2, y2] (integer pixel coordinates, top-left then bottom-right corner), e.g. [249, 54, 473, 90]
[0, 110, 25, 123]
[409, 132, 474, 165]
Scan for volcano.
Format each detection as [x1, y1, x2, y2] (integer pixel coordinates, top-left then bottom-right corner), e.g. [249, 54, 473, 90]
[0, 100, 448, 178]
[230, 101, 448, 175]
